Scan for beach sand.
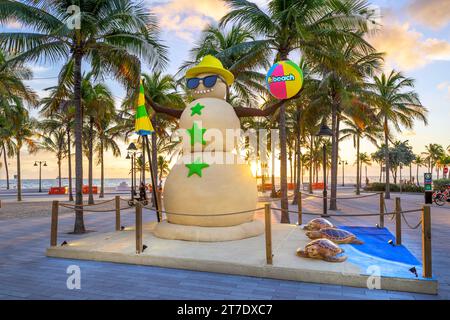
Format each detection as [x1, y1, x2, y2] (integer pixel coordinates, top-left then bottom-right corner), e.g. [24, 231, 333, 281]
[0, 199, 121, 220]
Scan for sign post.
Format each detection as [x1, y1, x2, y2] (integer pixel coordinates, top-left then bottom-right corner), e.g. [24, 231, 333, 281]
[424, 173, 433, 204]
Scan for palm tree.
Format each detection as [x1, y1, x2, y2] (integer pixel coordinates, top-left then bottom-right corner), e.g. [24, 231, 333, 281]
[340, 106, 381, 194]
[95, 120, 121, 198]
[422, 143, 445, 179]
[37, 121, 66, 188]
[81, 74, 115, 203]
[8, 103, 38, 201]
[0, 51, 37, 105]
[40, 94, 75, 201]
[0, 111, 15, 190]
[157, 155, 170, 187]
[0, 50, 37, 189]
[371, 151, 384, 183]
[372, 71, 428, 199]
[179, 23, 270, 106]
[414, 155, 425, 186]
[311, 31, 383, 208]
[358, 152, 371, 187]
[0, 0, 167, 233]
[221, 0, 375, 222]
[438, 155, 450, 179]
[119, 72, 184, 205]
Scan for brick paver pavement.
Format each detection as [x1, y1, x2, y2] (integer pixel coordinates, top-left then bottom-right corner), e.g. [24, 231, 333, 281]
[0, 192, 448, 300]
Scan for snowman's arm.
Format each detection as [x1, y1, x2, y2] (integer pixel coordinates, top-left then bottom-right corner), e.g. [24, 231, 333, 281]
[234, 100, 284, 118]
[147, 100, 183, 119]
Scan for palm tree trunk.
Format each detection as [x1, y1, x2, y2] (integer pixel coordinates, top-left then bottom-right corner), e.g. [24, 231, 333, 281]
[292, 121, 302, 205]
[384, 117, 390, 199]
[360, 163, 363, 189]
[379, 163, 381, 182]
[356, 135, 360, 195]
[309, 135, 313, 194]
[2, 142, 9, 189]
[100, 138, 104, 198]
[329, 102, 339, 210]
[73, 50, 85, 233]
[151, 124, 158, 205]
[416, 164, 420, 186]
[58, 157, 62, 188]
[88, 117, 94, 205]
[289, 149, 293, 185]
[67, 126, 73, 202]
[409, 164, 412, 183]
[16, 145, 21, 201]
[271, 134, 276, 197]
[365, 166, 368, 185]
[279, 103, 290, 223]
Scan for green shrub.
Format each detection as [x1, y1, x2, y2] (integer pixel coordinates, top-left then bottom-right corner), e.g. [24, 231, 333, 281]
[364, 183, 424, 193]
[434, 179, 450, 190]
[365, 183, 399, 192]
[401, 184, 425, 193]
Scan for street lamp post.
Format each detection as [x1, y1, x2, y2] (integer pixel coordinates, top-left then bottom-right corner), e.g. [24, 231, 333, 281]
[339, 160, 348, 186]
[316, 124, 333, 217]
[34, 161, 47, 193]
[127, 143, 138, 200]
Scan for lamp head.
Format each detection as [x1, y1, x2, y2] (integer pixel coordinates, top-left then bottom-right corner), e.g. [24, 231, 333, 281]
[127, 143, 138, 152]
[316, 124, 333, 137]
[43, 162, 47, 167]
[34, 162, 38, 166]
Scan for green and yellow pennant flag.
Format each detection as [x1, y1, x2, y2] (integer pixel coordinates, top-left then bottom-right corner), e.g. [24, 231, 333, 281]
[135, 78, 154, 136]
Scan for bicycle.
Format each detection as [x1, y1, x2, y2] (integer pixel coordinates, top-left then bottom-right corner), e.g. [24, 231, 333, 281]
[433, 186, 450, 206]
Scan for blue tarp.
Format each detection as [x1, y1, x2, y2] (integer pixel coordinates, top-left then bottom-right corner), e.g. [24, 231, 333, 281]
[338, 226, 420, 265]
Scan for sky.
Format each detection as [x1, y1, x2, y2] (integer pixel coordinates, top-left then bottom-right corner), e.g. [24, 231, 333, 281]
[0, 0, 449, 182]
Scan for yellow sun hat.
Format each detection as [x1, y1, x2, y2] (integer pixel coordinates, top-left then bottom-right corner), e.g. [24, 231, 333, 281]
[186, 55, 235, 86]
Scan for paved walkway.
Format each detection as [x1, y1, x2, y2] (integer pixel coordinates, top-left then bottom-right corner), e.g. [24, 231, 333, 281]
[0, 192, 448, 300]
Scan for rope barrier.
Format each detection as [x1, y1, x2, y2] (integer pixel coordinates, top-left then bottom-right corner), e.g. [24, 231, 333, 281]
[399, 203, 423, 230]
[270, 206, 423, 218]
[258, 193, 296, 202]
[58, 202, 133, 213]
[299, 191, 381, 200]
[59, 198, 116, 208]
[142, 206, 265, 217]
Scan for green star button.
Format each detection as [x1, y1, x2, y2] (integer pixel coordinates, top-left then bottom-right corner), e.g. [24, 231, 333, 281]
[187, 122, 207, 146]
[186, 158, 209, 177]
[190, 103, 205, 116]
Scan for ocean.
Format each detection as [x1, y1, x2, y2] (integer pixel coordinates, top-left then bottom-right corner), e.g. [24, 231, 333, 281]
[0, 176, 392, 190]
[0, 178, 130, 190]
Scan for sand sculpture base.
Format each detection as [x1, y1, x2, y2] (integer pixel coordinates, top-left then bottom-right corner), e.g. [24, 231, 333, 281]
[153, 220, 264, 242]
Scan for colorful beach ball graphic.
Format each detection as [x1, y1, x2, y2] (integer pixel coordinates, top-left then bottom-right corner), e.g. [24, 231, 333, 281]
[266, 61, 303, 100]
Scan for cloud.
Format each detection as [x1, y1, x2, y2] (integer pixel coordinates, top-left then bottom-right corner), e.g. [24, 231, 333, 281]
[407, 0, 450, 30]
[3, 18, 22, 29]
[149, 0, 229, 41]
[402, 130, 416, 137]
[370, 20, 450, 71]
[437, 81, 450, 100]
[27, 65, 49, 73]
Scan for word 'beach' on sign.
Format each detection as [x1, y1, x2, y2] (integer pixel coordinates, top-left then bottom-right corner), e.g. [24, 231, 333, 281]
[266, 60, 303, 100]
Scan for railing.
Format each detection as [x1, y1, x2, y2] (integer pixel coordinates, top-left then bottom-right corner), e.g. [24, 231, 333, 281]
[49, 191, 433, 279]
[279, 192, 432, 278]
[50, 196, 133, 247]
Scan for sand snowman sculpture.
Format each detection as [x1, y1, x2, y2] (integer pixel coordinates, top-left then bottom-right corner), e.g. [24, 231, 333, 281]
[150, 55, 284, 241]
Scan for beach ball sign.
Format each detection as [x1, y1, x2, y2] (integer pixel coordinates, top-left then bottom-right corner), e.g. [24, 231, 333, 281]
[266, 60, 303, 100]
